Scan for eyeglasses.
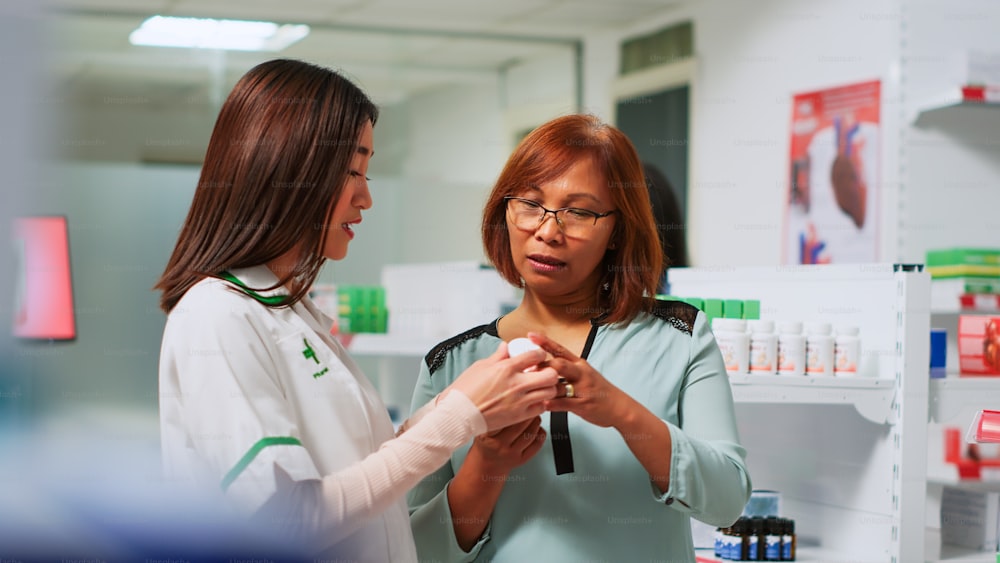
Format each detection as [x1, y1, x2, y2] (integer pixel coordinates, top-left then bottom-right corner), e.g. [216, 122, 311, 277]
[504, 196, 615, 238]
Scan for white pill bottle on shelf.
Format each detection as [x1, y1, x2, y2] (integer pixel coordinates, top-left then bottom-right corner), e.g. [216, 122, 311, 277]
[712, 318, 749, 375]
[776, 321, 805, 376]
[804, 322, 834, 377]
[748, 320, 778, 375]
[834, 326, 861, 376]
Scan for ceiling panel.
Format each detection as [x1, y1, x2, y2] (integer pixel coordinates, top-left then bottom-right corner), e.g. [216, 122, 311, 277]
[528, 1, 672, 27]
[48, 0, 681, 124]
[337, 0, 556, 28]
[54, 0, 171, 11]
[419, 38, 566, 68]
[280, 27, 451, 66]
[166, 0, 350, 24]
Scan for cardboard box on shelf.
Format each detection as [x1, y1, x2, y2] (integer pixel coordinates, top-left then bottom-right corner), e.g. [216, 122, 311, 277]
[940, 486, 999, 552]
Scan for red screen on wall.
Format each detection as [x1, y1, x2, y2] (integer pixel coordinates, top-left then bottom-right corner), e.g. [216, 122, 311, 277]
[12, 216, 77, 341]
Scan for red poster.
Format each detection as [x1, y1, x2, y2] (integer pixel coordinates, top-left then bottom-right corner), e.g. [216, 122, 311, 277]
[783, 80, 880, 264]
[12, 216, 77, 341]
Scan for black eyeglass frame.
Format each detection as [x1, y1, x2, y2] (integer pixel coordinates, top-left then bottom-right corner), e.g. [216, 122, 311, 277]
[503, 196, 616, 231]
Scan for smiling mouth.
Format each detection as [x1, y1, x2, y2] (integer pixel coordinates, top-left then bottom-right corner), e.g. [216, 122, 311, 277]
[342, 220, 360, 237]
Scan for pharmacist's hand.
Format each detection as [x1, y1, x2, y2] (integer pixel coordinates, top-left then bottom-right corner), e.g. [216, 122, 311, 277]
[469, 416, 546, 476]
[528, 332, 632, 429]
[447, 341, 560, 432]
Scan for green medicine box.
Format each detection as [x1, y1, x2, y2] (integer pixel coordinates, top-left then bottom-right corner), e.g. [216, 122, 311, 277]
[337, 285, 388, 334]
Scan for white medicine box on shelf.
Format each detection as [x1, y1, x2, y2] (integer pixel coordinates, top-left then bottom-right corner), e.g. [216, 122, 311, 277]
[380, 261, 517, 341]
[349, 261, 518, 357]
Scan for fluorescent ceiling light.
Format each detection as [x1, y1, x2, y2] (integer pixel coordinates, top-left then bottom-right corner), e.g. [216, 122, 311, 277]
[129, 15, 310, 51]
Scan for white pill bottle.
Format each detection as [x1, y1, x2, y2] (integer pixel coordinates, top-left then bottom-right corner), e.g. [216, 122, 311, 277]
[776, 321, 805, 376]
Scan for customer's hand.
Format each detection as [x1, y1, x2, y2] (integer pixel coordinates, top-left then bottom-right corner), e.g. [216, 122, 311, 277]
[447, 342, 559, 432]
[528, 332, 633, 429]
[469, 416, 546, 476]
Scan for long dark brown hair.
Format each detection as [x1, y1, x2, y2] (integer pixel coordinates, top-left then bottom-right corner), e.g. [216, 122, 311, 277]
[482, 114, 662, 325]
[156, 59, 378, 313]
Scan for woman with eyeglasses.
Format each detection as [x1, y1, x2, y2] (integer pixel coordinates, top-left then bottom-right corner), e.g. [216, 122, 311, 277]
[154, 59, 561, 562]
[407, 114, 751, 562]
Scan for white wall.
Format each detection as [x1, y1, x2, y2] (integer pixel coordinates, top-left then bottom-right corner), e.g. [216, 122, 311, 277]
[378, 47, 579, 266]
[899, 0, 1000, 262]
[390, 80, 509, 264]
[18, 162, 200, 416]
[586, 0, 999, 267]
[584, 0, 906, 267]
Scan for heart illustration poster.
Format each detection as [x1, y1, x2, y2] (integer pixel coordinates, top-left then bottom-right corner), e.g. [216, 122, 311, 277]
[783, 80, 880, 265]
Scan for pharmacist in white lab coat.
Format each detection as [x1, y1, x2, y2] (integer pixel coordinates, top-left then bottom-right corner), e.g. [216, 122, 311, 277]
[155, 59, 559, 562]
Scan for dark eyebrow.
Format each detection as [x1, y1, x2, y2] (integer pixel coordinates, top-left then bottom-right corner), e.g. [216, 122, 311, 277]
[523, 185, 604, 207]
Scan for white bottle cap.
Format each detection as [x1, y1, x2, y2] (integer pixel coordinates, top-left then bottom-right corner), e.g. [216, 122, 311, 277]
[748, 320, 775, 334]
[776, 321, 802, 334]
[804, 322, 832, 335]
[712, 318, 747, 332]
[835, 326, 859, 336]
[508, 337, 541, 357]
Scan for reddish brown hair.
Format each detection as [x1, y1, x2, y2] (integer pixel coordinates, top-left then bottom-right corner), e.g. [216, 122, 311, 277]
[155, 59, 378, 313]
[482, 114, 662, 325]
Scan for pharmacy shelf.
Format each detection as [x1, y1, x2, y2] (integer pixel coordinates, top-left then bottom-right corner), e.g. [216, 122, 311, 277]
[925, 528, 999, 563]
[912, 101, 1000, 127]
[697, 528, 999, 562]
[695, 546, 885, 563]
[910, 86, 1000, 127]
[671, 264, 931, 563]
[931, 279, 1000, 314]
[728, 374, 895, 423]
[347, 333, 437, 357]
[929, 378, 1000, 425]
[928, 475, 1000, 494]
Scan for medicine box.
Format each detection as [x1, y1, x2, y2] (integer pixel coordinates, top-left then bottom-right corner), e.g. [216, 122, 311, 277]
[926, 248, 1000, 279]
[958, 315, 1000, 376]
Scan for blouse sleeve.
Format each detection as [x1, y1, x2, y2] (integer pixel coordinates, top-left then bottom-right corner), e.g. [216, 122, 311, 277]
[655, 310, 753, 526]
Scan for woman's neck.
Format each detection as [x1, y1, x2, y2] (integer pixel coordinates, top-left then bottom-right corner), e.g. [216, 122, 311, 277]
[508, 288, 602, 329]
[499, 290, 602, 355]
[266, 248, 304, 288]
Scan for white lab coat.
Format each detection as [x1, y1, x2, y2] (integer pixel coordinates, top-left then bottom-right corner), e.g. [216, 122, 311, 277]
[159, 265, 416, 561]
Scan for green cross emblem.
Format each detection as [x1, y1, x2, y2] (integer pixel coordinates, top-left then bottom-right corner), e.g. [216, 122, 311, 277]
[302, 339, 319, 364]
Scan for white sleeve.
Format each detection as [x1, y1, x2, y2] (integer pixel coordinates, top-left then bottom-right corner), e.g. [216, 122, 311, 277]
[161, 291, 485, 551]
[160, 294, 322, 514]
[254, 392, 485, 552]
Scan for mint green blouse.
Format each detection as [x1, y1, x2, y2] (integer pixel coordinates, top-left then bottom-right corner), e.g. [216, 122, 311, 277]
[407, 300, 752, 563]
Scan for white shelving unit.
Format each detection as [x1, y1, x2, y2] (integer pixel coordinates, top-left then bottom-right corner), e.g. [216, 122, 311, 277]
[930, 378, 1000, 427]
[343, 261, 519, 421]
[669, 263, 930, 563]
[910, 91, 1000, 128]
[348, 333, 440, 357]
[727, 375, 895, 423]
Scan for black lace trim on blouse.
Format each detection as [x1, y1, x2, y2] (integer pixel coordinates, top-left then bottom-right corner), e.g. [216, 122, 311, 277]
[425, 323, 493, 376]
[648, 298, 697, 336]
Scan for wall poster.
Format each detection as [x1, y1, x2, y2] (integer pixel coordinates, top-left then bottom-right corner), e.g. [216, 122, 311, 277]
[784, 80, 880, 264]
